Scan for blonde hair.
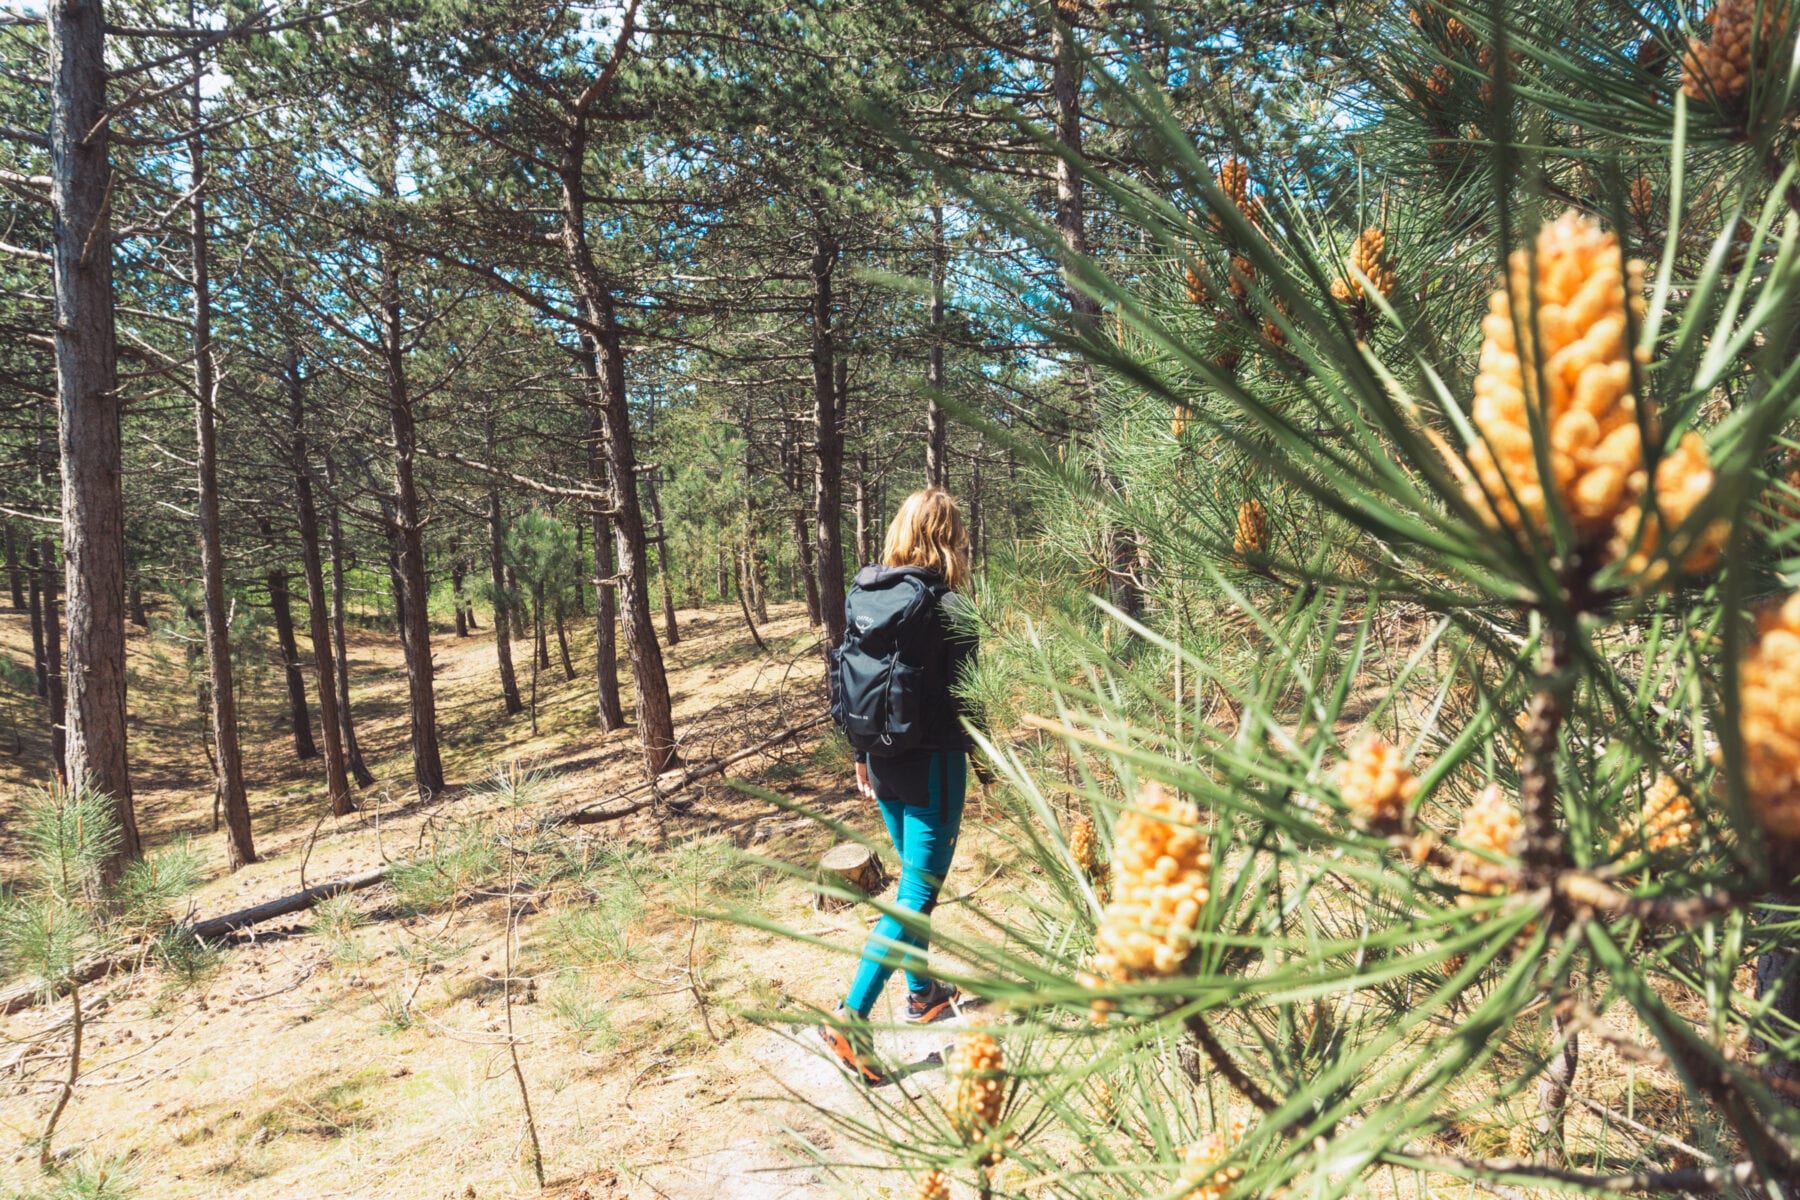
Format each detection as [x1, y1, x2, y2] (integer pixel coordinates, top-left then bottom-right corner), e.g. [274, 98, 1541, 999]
[881, 487, 971, 592]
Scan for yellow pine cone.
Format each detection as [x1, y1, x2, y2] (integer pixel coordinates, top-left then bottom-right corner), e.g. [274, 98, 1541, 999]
[1071, 814, 1103, 877]
[1629, 175, 1654, 222]
[1609, 431, 1727, 582]
[1682, 0, 1788, 105]
[1464, 211, 1649, 541]
[1081, 782, 1211, 996]
[913, 1170, 950, 1200]
[947, 1029, 1006, 1162]
[1091, 1078, 1118, 1124]
[1180, 1117, 1248, 1200]
[1612, 775, 1699, 854]
[1336, 736, 1419, 831]
[1185, 263, 1211, 306]
[1171, 406, 1192, 439]
[1227, 254, 1253, 299]
[1453, 783, 1521, 897]
[1332, 228, 1396, 302]
[1217, 158, 1251, 215]
[1233, 499, 1269, 559]
[1742, 592, 1800, 848]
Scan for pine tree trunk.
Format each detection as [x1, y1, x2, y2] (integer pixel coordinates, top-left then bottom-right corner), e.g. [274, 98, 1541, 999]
[785, 418, 822, 624]
[128, 580, 147, 627]
[39, 539, 65, 777]
[535, 603, 550, 671]
[855, 450, 872, 568]
[49, 0, 138, 873]
[971, 437, 986, 575]
[5, 524, 24, 610]
[591, 507, 624, 731]
[1052, 11, 1141, 621]
[555, 599, 574, 680]
[560, 140, 675, 772]
[926, 201, 949, 488]
[811, 229, 847, 649]
[323, 454, 376, 787]
[266, 564, 316, 760]
[483, 430, 524, 717]
[644, 469, 679, 646]
[26, 539, 46, 699]
[190, 114, 255, 870]
[379, 259, 445, 796]
[287, 345, 353, 814]
[451, 538, 468, 638]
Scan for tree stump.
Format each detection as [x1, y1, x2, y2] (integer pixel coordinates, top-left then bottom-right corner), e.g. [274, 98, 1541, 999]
[816, 842, 885, 911]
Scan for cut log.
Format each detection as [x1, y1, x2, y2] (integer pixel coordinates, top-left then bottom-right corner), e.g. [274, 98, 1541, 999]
[816, 842, 885, 911]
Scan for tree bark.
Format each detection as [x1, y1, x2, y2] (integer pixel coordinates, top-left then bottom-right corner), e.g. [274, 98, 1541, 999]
[39, 539, 65, 777]
[190, 105, 255, 870]
[323, 454, 376, 787]
[855, 450, 872, 569]
[971, 436, 986, 576]
[379, 257, 445, 796]
[535, 600, 550, 670]
[560, 141, 675, 773]
[810, 228, 848, 649]
[49, 0, 137, 871]
[286, 344, 353, 814]
[128, 580, 147, 627]
[926, 201, 949, 488]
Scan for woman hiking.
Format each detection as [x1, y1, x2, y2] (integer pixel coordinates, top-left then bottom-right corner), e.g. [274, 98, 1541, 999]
[819, 487, 980, 1085]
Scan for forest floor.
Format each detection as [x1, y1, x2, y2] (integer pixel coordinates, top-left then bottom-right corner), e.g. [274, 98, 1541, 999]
[0, 598, 1023, 1200]
[0, 597, 1714, 1200]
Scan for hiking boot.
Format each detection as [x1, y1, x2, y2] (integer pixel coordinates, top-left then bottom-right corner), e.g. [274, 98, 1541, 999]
[818, 1008, 885, 1086]
[903, 980, 961, 1025]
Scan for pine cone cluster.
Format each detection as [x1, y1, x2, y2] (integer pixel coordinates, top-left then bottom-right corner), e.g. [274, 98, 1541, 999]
[1329, 228, 1396, 303]
[1069, 814, 1110, 896]
[1180, 1118, 1248, 1200]
[1609, 431, 1728, 582]
[1081, 782, 1211, 989]
[1461, 210, 1720, 582]
[913, 1169, 950, 1200]
[1613, 775, 1698, 854]
[1742, 592, 1800, 849]
[1185, 261, 1211, 306]
[1233, 499, 1269, 559]
[1336, 735, 1418, 831]
[1465, 211, 1648, 539]
[1217, 158, 1252, 217]
[1629, 175, 1655, 222]
[1682, 0, 1788, 107]
[1171, 406, 1192, 439]
[947, 1029, 1006, 1162]
[1452, 783, 1521, 897]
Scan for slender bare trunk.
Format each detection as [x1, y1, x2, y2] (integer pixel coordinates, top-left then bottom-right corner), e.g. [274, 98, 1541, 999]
[484, 417, 524, 716]
[50, 0, 137, 872]
[811, 228, 847, 648]
[323, 454, 376, 786]
[561, 138, 674, 772]
[644, 469, 679, 645]
[451, 538, 468, 638]
[190, 105, 255, 870]
[926, 201, 949, 488]
[785, 418, 821, 623]
[26, 539, 46, 698]
[4, 524, 23, 609]
[379, 259, 445, 795]
[555, 599, 574, 680]
[39, 539, 65, 777]
[286, 344, 353, 814]
[128, 580, 146, 627]
[262, 541, 317, 762]
[855, 450, 872, 568]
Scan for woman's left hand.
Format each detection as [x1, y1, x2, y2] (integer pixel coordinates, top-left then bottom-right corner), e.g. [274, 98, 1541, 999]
[855, 759, 874, 800]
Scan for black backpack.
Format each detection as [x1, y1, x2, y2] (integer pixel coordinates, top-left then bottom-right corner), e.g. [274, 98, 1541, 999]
[829, 566, 950, 757]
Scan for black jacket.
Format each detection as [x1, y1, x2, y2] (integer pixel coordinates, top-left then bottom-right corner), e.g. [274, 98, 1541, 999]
[847, 564, 979, 760]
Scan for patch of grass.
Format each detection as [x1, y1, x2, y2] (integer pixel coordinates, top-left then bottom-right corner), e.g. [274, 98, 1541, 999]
[548, 977, 619, 1050]
[377, 984, 414, 1034]
[543, 884, 645, 969]
[312, 894, 370, 967]
[246, 1068, 381, 1142]
[6, 1156, 137, 1200]
[388, 823, 502, 916]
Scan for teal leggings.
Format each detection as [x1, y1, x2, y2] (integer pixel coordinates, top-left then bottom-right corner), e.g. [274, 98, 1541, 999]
[844, 751, 967, 1016]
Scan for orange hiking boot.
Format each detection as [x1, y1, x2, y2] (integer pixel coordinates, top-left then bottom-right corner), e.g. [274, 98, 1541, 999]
[903, 980, 961, 1025]
[818, 1008, 886, 1086]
